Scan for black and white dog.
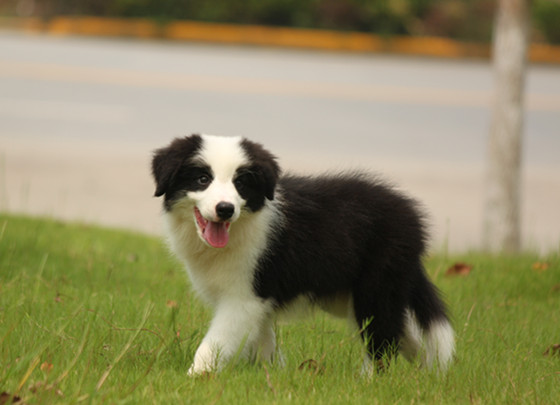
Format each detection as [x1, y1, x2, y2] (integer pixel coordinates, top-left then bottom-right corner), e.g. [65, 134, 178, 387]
[152, 134, 454, 375]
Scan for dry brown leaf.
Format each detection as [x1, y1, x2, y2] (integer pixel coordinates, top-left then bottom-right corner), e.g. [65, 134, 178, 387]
[532, 262, 550, 273]
[543, 343, 560, 357]
[298, 358, 325, 374]
[166, 300, 178, 308]
[445, 262, 473, 276]
[40, 362, 53, 373]
[0, 392, 22, 404]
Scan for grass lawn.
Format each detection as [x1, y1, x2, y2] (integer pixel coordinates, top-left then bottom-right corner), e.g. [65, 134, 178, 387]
[0, 214, 558, 404]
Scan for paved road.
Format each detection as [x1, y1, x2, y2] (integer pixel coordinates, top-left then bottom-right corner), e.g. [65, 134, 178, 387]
[1, 31, 559, 252]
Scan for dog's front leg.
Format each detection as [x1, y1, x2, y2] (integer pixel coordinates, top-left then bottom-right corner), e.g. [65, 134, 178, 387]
[188, 298, 272, 376]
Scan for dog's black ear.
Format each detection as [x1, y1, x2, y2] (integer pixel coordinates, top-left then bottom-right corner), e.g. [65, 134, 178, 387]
[151, 134, 203, 197]
[240, 138, 281, 201]
[151, 148, 175, 197]
[260, 159, 280, 201]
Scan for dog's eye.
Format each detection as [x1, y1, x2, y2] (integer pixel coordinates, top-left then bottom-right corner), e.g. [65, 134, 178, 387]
[197, 175, 211, 186]
[234, 175, 249, 190]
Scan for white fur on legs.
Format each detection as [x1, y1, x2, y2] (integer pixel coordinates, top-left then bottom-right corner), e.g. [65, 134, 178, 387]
[254, 322, 286, 368]
[424, 320, 455, 371]
[398, 309, 455, 372]
[360, 351, 374, 377]
[254, 322, 276, 363]
[188, 298, 273, 375]
[399, 309, 423, 362]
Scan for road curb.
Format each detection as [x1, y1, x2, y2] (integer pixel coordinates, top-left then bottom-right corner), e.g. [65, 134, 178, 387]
[1, 16, 560, 63]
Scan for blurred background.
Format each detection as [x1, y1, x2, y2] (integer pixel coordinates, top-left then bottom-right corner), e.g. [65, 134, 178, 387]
[3, 0, 560, 44]
[0, 0, 559, 252]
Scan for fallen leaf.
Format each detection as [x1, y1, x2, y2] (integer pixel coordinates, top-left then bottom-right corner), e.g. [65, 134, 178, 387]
[543, 343, 560, 357]
[298, 359, 325, 374]
[532, 262, 550, 273]
[445, 262, 473, 276]
[298, 358, 317, 370]
[0, 392, 22, 404]
[40, 362, 53, 373]
[551, 284, 560, 293]
[166, 300, 178, 308]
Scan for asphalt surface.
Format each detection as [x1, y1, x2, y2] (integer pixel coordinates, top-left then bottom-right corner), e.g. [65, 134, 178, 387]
[1, 31, 559, 252]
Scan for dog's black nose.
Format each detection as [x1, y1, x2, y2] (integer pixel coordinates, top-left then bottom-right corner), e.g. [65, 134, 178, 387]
[216, 202, 235, 221]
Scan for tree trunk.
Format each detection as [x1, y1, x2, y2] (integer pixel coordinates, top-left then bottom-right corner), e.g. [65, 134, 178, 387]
[483, 0, 531, 253]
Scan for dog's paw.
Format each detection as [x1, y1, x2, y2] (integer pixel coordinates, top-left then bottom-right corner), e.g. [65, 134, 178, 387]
[188, 363, 212, 377]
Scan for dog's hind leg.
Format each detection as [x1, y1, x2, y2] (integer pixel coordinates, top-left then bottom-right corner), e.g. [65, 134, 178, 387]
[351, 272, 406, 374]
[386, 266, 455, 372]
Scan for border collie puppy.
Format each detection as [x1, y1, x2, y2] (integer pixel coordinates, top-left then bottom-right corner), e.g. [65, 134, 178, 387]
[152, 134, 454, 376]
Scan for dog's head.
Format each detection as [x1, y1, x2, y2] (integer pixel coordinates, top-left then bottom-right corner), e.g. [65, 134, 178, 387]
[152, 134, 280, 248]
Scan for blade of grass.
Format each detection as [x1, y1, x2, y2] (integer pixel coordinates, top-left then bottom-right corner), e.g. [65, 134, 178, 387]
[0, 219, 7, 242]
[95, 302, 154, 391]
[126, 337, 167, 396]
[52, 311, 94, 387]
[30, 253, 49, 308]
[7, 304, 84, 393]
[15, 356, 41, 396]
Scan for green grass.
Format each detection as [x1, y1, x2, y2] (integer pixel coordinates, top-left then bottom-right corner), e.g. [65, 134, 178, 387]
[0, 214, 559, 404]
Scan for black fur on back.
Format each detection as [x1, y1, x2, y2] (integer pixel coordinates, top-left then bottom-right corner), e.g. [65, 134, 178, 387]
[253, 172, 448, 358]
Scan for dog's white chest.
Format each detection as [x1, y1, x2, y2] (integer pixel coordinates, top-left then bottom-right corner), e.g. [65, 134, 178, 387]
[164, 210, 269, 305]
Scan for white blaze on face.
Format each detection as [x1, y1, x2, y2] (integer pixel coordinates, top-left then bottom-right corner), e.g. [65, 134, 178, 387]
[188, 135, 248, 248]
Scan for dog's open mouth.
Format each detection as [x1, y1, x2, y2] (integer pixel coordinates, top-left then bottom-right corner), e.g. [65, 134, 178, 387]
[194, 207, 231, 248]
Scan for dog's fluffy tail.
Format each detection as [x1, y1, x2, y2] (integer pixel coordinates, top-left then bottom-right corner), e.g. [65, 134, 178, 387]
[400, 273, 455, 371]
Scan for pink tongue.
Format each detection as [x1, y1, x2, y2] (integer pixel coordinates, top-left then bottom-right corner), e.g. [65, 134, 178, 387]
[203, 221, 230, 248]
